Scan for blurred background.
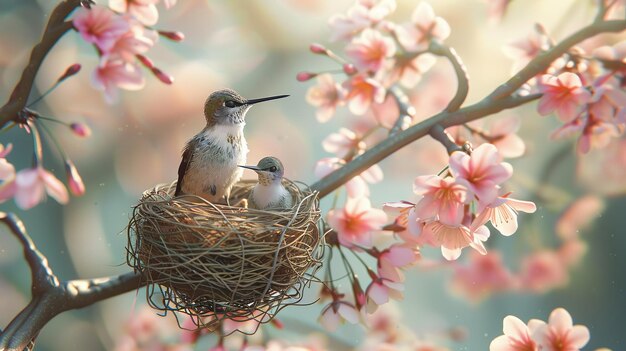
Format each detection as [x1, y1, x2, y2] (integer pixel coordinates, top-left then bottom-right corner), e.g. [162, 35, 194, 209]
[0, 0, 625, 350]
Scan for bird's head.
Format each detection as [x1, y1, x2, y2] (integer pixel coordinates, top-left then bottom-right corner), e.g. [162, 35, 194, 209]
[239, 156, 285, 185]
[204, 89, 289, 126]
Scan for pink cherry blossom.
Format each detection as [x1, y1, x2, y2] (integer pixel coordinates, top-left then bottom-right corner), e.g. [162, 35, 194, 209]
[65, 161, 86, 196]
[413, 175, 470, 226]
[328, 0, 395, 42]
[483, 116, 526, 158]
[365, 274, 404, 312]
[376, 244, 419, 283]
[532, 308, 590, 351]
[104, 20, 158, 62]
[519, 251, 568, 293]
[0, 144, 16, 203]
[398, 2, 451, 50]
[537, 73, 592, 123]
[92, 59, 145, 103]
[451, 250, 515, 302]
[576, 115, 622, 154]
[326, 197, 387, 249]
[421, 220, 489, 260]
[387, 53, 436, 88]
[322, 128, 365, 159]
[592, 40, 626, 63]
[343, 74, 386, 115]
[319, 301, 360, 331]
[315, 157, 382, 198]
[73, 6, 130, 52]
[449, 143, 513, 206]
[555, 195, 604, 240]
[306, 74, 346, 123]
[346, 28, 396, 72]
[502, 28, 549, 72]
[109, 0, 159, 26]
[471, 193, 536, 236]
[589, 77, 626, 123]
[489, 315, 541, 351]
[14, 167, 69, 209]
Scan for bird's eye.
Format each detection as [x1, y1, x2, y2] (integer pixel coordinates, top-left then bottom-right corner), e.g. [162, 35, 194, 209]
[225, 100, 237, 108]
[269, 166, 277, 172]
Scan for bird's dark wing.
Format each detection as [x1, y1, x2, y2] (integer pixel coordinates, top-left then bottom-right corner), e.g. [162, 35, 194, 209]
[175, 144, 193, 196]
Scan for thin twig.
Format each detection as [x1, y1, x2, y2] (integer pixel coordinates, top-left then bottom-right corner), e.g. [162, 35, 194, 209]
[0, 0, 80, 129]
[429, 124, 462, 154]
[388, 86, 415, 136]
[428, 41, 469, 113]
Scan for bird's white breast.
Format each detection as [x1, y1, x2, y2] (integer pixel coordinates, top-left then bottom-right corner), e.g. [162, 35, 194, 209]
[182, 123, 248, 202]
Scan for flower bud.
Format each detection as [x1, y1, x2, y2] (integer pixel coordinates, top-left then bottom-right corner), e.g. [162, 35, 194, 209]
[158, 30, 185, 42]
[136, 54, 154, 69]
[70, 123, 91, 138]
[343, 63, 357, 75]
[309, 43, 327, 54]
[58, 64, 82, 82]
[65, 160, 85, 196]
[296, 72, 316, 82]
[152, 67, 174, 84]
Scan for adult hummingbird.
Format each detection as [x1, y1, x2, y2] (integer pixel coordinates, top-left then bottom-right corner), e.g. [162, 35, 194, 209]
[175, 89, 289, 203]
[239, 156, 293, 210]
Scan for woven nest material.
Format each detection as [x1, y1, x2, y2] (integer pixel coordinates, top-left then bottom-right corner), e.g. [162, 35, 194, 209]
[126, 179, 323, 330]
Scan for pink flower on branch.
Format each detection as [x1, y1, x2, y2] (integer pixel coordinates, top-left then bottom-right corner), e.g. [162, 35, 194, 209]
[449, 143, 513, 207]
[343, 74, 386, 115]
[109, 0, 160, 26]
[104, 21, 158, 62]
[451, 251, 515, 302]
[490, 315, 541, 351]
[533, 308, 590, 351]
[322, 128, 365, 159]
[398, 2, 451, 50]
[306, 74, 346, 123]
[519, 251, 568, 293]
[471, 193, 536, 236]
[326, 197, 387, 249]
[365, 273, 404, 312]
[92, 60, 145, 103]
[421, 220, 490, 260]
[502, 27, 549, 72]
[328, 0, 396, 42]
[537, 73, 591, 123]
[319, 300, 361, 331]
[346, 28, 396, 73]
[73, 6, 130, 52]
[413, 175, 470, 226]
[14, 167, 69, 209]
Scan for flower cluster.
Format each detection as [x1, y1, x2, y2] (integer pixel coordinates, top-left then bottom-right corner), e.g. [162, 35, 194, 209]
[490, 307, 592, 351]
[506, 25, 626, 154]
[73, 0, 181, 103]
[386, 143, 536, 261]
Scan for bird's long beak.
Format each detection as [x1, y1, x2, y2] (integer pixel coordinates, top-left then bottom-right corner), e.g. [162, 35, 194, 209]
[246, 94, 289, 105]
[238, 165, 261, 172]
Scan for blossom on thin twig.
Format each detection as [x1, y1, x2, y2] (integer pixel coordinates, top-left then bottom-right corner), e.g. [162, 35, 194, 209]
[326, 197, 387, 248]
[537, 73, 591, 123]
[14, 167, 69, 209]
[306, 74, 346, 123]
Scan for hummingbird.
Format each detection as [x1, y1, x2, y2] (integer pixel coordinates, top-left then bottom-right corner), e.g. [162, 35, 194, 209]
[175, 89, 289, 203]
[239, 156, 293, 210]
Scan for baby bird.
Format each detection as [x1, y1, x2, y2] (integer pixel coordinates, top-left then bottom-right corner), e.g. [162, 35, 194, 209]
[239, 157, 293, 210]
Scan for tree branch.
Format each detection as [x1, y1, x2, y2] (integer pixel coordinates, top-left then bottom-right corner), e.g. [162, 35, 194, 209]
[388, 86, 415, 136]
[429, 124, 462, 154]
[0, 0, 80, 129]
[0, 212, 145, 350]
[310, 18, 626, 198]
[428, 42, 469, 113]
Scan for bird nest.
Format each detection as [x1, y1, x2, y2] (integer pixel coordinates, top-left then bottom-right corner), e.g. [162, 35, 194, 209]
[126, 179, 324, 331]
